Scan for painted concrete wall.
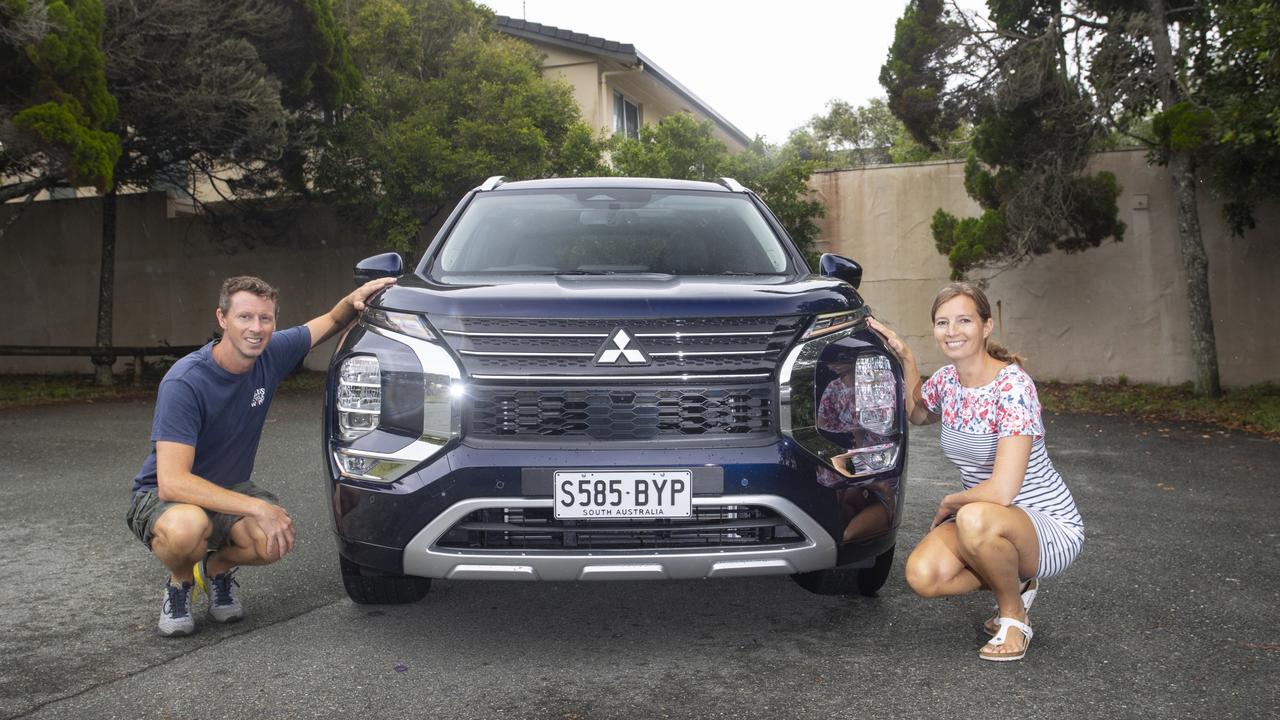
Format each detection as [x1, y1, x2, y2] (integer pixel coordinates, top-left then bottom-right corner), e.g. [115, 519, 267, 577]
[809, 149, 1279, 386]
[5, 149, 1274, 387]
[0, 192, 384, 374]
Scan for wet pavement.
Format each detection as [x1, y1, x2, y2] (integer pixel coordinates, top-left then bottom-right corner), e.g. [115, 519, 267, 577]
[1, 392, 1276, 719]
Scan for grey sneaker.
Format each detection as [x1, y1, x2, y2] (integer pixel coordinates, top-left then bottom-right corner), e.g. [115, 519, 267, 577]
[158, 579, 196, 637]
[194, 557, 244, 623]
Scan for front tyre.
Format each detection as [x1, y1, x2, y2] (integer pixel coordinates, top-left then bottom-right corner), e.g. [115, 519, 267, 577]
[792, 545, 895, 597]
[339, 554, 431, 604]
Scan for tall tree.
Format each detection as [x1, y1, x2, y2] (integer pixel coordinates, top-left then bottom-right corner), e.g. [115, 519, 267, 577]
[884, 0, 1127, 286]
[83, 0, 358, 385]
[1195, 0, 1280, 235]
[313, 0, 604, 253]
[882, 0, 1279, 396]
[782, 97, 949, 168]
[724, 138, 825, 266]
[0, 0, 120, 209]
[102, 0, 359, 202]
[609, 111, 728, 179]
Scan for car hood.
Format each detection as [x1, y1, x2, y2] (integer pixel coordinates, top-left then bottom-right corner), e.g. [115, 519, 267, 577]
[373, 274, 864, 320]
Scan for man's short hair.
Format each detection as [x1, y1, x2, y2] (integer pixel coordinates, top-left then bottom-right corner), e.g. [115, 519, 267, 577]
[218, 276, 279, 316]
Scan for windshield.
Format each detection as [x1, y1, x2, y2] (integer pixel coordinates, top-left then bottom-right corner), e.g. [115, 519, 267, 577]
[430, 188, 792, 279]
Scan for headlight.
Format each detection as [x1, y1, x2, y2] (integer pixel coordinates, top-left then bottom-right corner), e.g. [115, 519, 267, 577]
[331, 320, 463, 484]
[779, 328, 904, 481]
[337, 355, 380, 440]
[363, 308, 437, 341]
[855, 354, 896, 435]
[801, 310, 861, 340]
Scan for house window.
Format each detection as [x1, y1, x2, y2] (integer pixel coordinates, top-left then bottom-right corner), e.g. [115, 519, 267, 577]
[613, 90, 641, 140]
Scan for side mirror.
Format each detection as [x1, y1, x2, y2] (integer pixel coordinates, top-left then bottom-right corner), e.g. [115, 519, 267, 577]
[819, 253, 862, 289]
[354, 252, 403, 285]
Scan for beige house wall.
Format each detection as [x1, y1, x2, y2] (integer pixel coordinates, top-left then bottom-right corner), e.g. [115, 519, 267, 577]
[531, 43, 748, 153]
[810, 148, 1280, 387]
[539, 46, 609, 131]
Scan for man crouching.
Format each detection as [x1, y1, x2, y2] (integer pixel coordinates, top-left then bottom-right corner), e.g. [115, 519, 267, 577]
[126, 274, 393, 636]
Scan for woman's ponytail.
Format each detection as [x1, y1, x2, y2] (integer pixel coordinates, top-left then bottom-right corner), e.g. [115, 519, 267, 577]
[986, 340, 1026, 367]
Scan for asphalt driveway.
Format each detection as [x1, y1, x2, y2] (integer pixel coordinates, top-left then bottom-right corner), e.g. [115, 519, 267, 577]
[1, 392, 1276, 719]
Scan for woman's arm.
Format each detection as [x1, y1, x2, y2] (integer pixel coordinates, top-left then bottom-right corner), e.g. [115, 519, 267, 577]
[930, 434, 1032, 527]
[867, 317, 939, 426]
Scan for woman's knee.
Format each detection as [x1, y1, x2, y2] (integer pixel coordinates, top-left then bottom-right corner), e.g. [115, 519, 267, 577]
[904, 551, 946, 598]
[955, 503, 1003, 545]
[152, 505, 211, 552]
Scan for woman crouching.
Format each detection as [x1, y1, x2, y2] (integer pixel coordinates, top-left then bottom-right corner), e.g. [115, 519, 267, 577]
[868, 282, 1084, 661]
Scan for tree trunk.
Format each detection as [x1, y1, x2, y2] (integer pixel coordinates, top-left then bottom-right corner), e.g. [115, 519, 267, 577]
[1167, 151, 1220, 396]
[94, 188, 117, 387]
[1147, 0, 1221, 397]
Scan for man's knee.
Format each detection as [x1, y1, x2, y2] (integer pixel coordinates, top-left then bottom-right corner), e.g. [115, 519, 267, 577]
[152, 504, 211, 554]
[229, 518, 278, 564]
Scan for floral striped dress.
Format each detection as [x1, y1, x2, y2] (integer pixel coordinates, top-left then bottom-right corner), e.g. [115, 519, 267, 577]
[921, 363, 1084, 578]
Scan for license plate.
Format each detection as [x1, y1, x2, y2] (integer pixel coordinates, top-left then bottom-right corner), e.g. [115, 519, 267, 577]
[553, 470, 692, 519]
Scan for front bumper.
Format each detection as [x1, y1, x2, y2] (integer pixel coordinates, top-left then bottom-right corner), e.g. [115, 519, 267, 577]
[403, 494, 834, 581]
[329, 440, 904, 580]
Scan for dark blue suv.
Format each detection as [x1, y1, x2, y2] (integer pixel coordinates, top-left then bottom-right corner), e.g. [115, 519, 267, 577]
[325, 176, 907, 603]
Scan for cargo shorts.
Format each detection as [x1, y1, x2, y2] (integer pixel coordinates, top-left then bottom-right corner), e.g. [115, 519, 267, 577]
[126, 482, 279, 552]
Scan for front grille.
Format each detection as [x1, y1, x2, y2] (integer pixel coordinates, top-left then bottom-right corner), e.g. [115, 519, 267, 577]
[434, 315, 804, 378]
[437, 505, 805, 551]
[469, 385, 772, 439]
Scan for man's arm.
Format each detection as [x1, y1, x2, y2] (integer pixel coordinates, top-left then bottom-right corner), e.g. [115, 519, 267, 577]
[155, 441, 296, 558]
[304, 277, 397, 349]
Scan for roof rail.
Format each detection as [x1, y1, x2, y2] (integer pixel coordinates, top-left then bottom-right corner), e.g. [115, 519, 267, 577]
[478, 175, 507, 191]
[717, 177, 747, 192]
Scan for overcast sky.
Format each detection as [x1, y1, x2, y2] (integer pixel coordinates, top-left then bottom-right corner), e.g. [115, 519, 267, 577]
[478, 0, 928, 145]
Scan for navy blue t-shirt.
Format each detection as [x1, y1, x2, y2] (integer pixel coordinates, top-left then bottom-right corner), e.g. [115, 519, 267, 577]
[131, 325, 311, 496]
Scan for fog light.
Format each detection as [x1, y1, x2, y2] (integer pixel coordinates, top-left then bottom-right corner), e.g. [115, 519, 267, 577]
[831, 442, 900, 478]
[337, 453, 377, 476]
[334, 449, 411, 483]
[856, 444, 897, 472]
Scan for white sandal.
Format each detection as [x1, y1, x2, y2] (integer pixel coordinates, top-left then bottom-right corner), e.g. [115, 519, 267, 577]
[980, 617, 1033, 662]
[983, 579, 1038, 635]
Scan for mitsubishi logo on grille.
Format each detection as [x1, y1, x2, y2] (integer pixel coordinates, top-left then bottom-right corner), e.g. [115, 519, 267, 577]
[594, 328, 651, 366]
